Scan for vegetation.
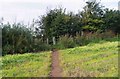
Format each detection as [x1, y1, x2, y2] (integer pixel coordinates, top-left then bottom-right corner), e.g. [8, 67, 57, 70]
[1, 37, 118, 77]
[2, 23, 34, 55]
[0, 0, 119, 78]
[36, 0, 120, 43]
[1, 51, 51, 77]
[2, 23, 51, 56]
[53, 31, 116, 50]
[1, 0, 120, 55]
[60, 38, 119, 77]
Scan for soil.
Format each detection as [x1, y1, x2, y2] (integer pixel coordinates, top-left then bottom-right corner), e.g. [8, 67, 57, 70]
[50, 50, 61, 77]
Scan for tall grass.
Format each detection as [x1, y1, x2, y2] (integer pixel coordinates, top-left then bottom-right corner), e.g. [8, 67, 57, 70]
[55, 35, 77, 49]
[54, 31, 117, 49]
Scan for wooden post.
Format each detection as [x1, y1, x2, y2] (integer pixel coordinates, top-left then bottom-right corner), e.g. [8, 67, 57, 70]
[53, 37, 56, 45]
[81, 31, 84, 36]
[47, 38, 49, 44]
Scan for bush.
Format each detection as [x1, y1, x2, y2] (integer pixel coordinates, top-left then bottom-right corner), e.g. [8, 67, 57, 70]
[75, 31, 116, 46]
[3, 45, 13, 56]
[57, 35, 77, 49]
[75, 34, 89, 46]
[38, 44, 51, 51]
[32, 38, 51, 52]
[2, 23, 34, 55]
[100, 30, 115, 39]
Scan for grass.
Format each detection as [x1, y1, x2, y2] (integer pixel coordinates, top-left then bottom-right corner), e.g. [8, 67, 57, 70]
[1, 38, 119, 77]
[60, 40, 118, 77]
[1, 51, 51, 77]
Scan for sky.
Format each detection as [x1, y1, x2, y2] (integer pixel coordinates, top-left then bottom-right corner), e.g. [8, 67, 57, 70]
[0, 0, 119, 25]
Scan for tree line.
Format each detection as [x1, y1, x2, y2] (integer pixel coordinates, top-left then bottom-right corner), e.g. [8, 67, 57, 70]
[1, 0, 120, 55]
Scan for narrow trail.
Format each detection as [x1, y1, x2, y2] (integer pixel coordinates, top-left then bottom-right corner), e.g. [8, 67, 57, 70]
[50, 50, 61, 77]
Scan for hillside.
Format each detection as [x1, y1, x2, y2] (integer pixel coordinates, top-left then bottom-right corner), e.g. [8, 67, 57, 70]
[60, 40, 118, 77]
[2, 52, 51, 77]
[1, 39, 118, 77]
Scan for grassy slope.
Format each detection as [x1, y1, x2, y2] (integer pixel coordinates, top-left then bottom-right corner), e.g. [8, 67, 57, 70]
[60, 40, 118, 77]
[2, 51, 51, 77]
[1, 38, 119, 77]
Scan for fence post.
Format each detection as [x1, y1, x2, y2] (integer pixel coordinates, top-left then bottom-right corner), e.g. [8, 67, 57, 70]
[81, 31, 84, 36]
[47, 38, 49, 44]
[53, 37, 56, 45]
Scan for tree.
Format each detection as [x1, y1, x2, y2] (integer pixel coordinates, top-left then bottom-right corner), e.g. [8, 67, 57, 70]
[102, 9, 120, 34]
[81, 0, 104, 32]
[36, 8, 65, 44]
[36, 8, 82, 44]
[2, 23, 34, 55]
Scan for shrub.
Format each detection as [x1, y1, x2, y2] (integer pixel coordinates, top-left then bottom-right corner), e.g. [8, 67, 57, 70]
[3, 45, 13, 56]
[38, 44, 51, 51]
[75, 34, 89, 46]
[74, 30, 116, 46]
[57, 35, 77, 49]
[100, 30, 115, 39]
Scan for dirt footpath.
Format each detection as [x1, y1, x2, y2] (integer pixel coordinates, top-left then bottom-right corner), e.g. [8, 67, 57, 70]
[50, 50, 61, 77]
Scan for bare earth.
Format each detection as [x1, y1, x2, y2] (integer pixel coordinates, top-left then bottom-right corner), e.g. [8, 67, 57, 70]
[50, 50, 61, 77]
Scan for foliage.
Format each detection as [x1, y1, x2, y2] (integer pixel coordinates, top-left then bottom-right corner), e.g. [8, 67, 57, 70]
[36, 0, 120, 45]
[57, 35, 77, 49]
[2, 21, 117, 55]
[1, 0, 120, 55]
[36, 8, 82, 44]
[2, 23, 51, 55]
[102, 9, 120, 34]
[81, 0, 104, 31]
[2, 23, 34, 55]
[51, 31, 117, 51]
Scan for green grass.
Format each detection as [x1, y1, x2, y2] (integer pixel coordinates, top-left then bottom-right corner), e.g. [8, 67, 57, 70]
[1, 38, 119, 77]
[1, 51, 51, 77]
[60, 40, 118, 77]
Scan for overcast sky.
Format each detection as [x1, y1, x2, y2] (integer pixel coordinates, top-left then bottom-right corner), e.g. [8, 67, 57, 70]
[0, 0, 119, 24]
